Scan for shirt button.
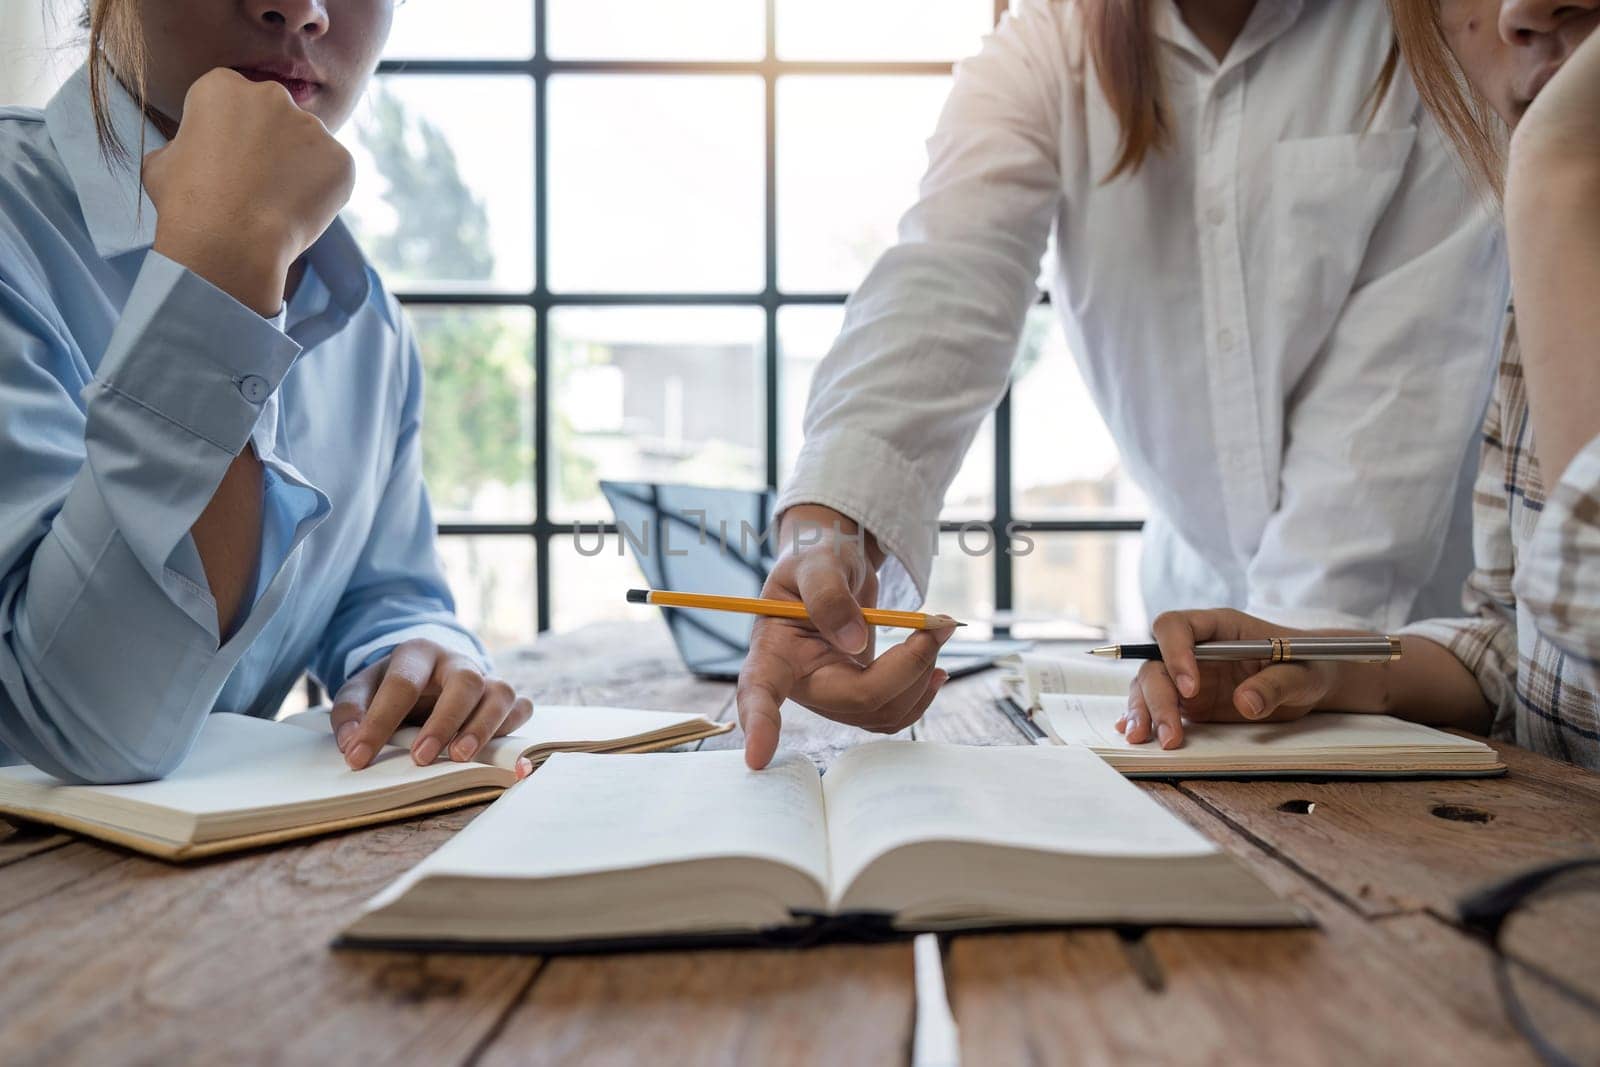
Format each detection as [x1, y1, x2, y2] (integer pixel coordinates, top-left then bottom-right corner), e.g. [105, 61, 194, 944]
[1217, 328, 1235, 351]
[1206, 204, 1226, 227]
[238, 375, 271, 404]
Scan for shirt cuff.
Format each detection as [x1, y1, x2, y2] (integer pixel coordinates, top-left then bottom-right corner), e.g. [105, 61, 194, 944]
[89, 251, 301, 455]
[776, 427, 942, 610]
[1516, 429, 1600, 669]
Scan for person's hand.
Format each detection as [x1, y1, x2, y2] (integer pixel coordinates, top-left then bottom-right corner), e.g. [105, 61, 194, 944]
[1120, 609, 1340, 750]
[142, 68, 355, 316]
[735, 505, 956, 769]
[1509, 23, 1600, 177]
[330, 638, 533, 771]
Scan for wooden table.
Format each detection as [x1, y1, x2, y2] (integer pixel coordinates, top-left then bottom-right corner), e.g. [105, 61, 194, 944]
[3, 621, 1598, 1065]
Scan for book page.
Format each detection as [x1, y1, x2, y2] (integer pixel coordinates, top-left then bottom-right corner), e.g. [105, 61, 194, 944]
[822, 742, 1216, 906]
[1038, 695, 1492, 755]
[474, 705, 715, 768]
[0, 714, 500, 819]
[373, 749, 832, 899]
[1004, 653, 1138, 706]
[280, 705, 717, 770]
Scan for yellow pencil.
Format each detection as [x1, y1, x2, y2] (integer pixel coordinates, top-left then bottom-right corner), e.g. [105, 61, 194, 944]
[625, 589, 965, 631]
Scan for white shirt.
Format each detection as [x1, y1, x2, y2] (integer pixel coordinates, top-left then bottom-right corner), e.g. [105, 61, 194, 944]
[778, 0, 1507, 630]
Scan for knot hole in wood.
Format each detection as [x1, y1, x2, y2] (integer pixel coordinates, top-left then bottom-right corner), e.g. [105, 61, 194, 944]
[1429, 804, 1494, 824]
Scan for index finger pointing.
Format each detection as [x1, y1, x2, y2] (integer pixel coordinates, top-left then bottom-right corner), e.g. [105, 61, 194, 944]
[736, 627, 797, 770]
[737, 676, 784, 771]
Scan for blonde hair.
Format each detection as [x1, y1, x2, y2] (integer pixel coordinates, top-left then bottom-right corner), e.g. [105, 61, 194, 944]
[82, 0, 149, 164]
[1081, 0, 1400, 181]
[1385, 0, 1507, 197]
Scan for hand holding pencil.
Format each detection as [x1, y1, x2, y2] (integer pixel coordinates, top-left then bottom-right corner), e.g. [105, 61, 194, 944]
[626, 588, 965, 632]
[678, 504, 956, 770]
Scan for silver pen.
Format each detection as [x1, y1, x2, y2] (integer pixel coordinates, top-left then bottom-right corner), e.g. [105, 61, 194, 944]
[1087, 636, 1401, 663]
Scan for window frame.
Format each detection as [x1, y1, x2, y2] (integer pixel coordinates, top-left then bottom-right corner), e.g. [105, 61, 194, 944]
[383, 0, 1144, 639]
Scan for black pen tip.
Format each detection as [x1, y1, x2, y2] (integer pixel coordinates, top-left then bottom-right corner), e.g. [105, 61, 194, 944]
[625, 588, 649, 604]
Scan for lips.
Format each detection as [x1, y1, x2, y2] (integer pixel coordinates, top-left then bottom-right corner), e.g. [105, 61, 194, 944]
[232, 63, 322, 105]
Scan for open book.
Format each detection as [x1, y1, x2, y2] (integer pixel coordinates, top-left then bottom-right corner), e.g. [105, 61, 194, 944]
[281, 703, 730, 770]
[340, 742, 1302, 952]
[1002, 652, 1504, 777]
[0, 705, 730, 861]
[1037, 693, 1504, 777]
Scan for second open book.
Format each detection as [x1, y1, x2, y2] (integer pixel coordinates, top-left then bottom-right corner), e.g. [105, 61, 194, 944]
[0, 705, 729, 860]
[1003, 653, 1505, 778]
[341, 742, 1303, 952]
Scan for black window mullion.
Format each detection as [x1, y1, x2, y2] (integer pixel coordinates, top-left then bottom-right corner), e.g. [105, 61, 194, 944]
[993, 389, 1014, 629]
[991, 0, 1013, 628]
[396, 0, 1155, 639]
[533, 0, 551, 634]
[764, 0, 781, 492]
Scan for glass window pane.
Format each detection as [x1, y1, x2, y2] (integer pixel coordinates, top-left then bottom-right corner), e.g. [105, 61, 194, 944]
[548, 0, 764, 59]
[549, 534, 659, 633]
[548, 76, 764, 293]
[1011, 533, 1146, 638]
[408, 306, 535, 523]
[436, 536, 538, 651]
[342, 75, 535, 292]
[778, 306, 992, 521]
[384, 0, 533, 59]
[925, 532, 995, 624]
[777, 0, 993, 60]
[778, 75, 950, 293]
[1011, 307, 1147, 519]
[550, 307, 767, 521]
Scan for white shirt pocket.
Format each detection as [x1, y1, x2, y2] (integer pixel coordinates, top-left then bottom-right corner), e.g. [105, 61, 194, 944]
[1268, 126, 1417, 370]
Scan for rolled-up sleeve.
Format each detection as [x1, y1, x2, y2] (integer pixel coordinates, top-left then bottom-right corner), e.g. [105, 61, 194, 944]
[0, 252, 324, 783]
[309, 320, 486, 691]
[775, 0, 1074, 608]
[1517, 431, 1600, 687]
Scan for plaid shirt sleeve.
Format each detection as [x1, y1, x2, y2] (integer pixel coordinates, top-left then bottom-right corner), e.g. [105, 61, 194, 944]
[1398, 371, 1520, 738]
[1517, 431, 1600, 684]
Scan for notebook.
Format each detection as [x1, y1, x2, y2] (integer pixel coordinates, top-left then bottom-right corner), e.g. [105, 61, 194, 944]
[338, 742, 1304, 953]
[1000, 651, 1143, 711]
[1002, 652, 1505, 778]
[0, 705, 731, 860]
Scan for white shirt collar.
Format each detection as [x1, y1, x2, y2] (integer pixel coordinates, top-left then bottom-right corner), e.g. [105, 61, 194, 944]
[1152, 0, 1306, 77]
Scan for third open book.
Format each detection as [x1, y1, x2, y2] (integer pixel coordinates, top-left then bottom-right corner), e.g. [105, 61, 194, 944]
[1003, 652, 1504, 778]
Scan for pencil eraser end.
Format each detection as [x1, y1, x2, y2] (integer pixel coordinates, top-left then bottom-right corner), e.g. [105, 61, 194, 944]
[626, 588, 649, 604]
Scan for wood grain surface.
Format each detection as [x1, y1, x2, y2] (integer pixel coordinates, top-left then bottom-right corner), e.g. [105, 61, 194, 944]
[1, 620, 1596, 1066]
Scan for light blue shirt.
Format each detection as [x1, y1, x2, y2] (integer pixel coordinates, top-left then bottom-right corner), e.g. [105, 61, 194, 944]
[0, 65, 486, 783]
